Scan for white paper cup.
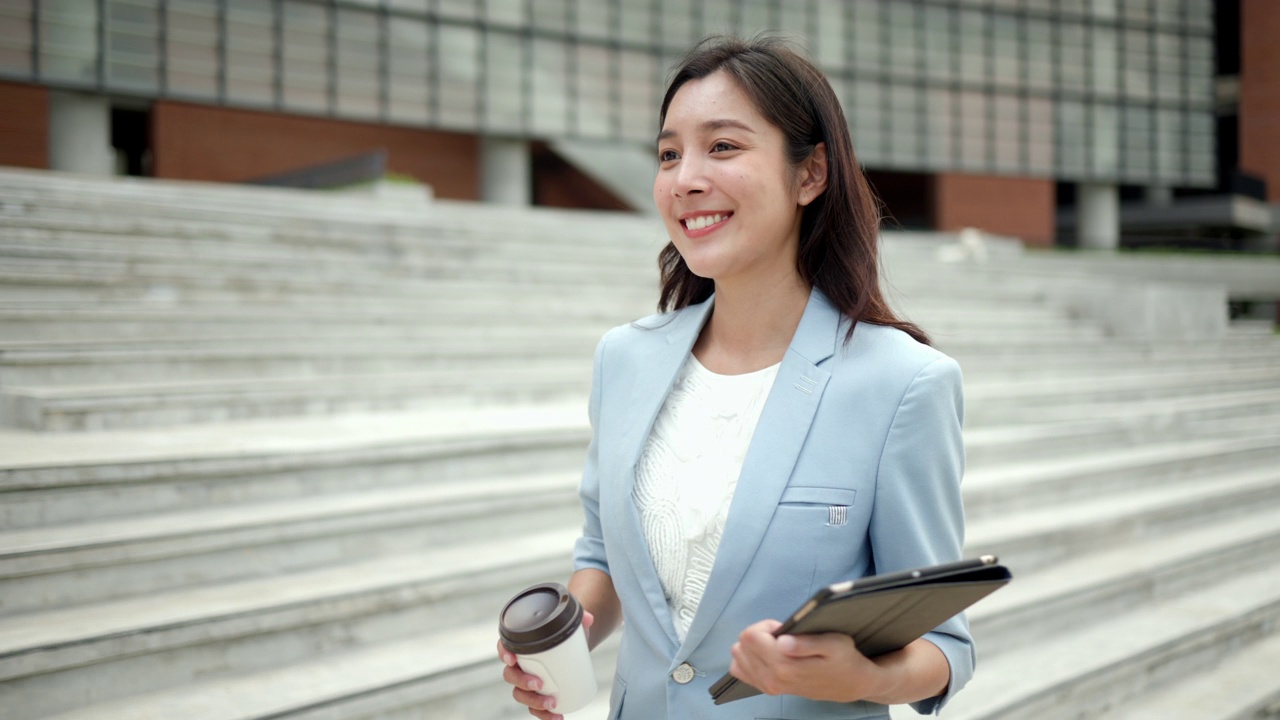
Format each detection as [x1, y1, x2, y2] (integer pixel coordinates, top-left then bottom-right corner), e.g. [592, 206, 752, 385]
[499, 582, 598, 714]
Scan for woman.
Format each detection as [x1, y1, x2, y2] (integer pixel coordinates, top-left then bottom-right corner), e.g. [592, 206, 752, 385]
[499, 36, 971, 720]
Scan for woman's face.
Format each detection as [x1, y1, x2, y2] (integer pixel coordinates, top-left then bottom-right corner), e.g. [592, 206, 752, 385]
[654, 70, 824, 287]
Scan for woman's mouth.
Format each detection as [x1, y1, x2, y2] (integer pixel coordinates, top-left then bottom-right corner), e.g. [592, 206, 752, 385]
[681, 212, 732, 235]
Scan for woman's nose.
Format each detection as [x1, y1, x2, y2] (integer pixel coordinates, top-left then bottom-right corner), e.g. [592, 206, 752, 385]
[673, 158, 708, 197]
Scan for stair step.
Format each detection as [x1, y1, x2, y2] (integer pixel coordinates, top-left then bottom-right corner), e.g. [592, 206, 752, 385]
[0, 529, 577, 716]
[967, 463, 1280, 573]
[972, 505, 1280, 657]
[0, 472, 579, 611]
[938, 563, 1280, 720]
[962, 434, 1280, 517]
[1, 367, 591, 431]
[36, 623, 501, 720]
[1090, 631, 1280, 720]
[0, 403, 589, 527]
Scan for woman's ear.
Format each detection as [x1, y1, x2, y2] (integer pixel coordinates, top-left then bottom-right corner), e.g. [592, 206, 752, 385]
[797, 142, 829, 206]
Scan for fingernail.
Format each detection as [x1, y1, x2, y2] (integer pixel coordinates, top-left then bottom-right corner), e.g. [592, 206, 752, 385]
[530, 678, 541, 691]
[544, 697, 557, 710]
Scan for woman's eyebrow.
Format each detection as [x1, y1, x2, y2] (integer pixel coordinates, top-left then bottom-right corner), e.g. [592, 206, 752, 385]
[656, 118, 756, 143]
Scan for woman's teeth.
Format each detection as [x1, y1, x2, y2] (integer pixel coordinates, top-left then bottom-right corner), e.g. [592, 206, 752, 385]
[685, 213, 726, 230]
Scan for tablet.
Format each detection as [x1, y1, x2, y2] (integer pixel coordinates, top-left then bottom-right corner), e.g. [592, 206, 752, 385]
[708, 556, 1012, 705]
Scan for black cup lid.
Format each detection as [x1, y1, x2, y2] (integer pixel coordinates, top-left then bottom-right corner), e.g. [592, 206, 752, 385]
[499, 582, 583, 655]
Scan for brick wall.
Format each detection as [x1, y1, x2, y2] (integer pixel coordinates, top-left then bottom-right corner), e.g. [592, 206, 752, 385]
[0, 81, 48, 169]
[151, 102, 480, 200]
[932, 173, 1056, 247]
[1241, 0, 1280, 202]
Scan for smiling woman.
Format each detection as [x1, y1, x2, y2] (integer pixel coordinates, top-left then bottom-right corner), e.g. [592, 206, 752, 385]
[498, 36, 971, 720]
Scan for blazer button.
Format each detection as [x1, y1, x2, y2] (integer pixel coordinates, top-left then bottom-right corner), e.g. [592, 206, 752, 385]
[672, 662, 695, 684]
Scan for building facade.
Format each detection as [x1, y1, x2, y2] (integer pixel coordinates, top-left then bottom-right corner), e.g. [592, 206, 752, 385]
[0, 0, 1274, 248]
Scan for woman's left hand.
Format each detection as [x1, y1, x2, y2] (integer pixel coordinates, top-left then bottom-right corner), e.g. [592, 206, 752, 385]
[728, 619, 891, 703]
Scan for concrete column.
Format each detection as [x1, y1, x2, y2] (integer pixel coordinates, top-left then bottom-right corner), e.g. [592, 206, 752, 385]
[48, 91, 114, 176]
[480, 136, 531, 206]
[1077, 182, 1120, 250]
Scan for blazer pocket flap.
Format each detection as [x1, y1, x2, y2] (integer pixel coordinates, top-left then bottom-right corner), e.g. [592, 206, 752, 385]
[778, 485, 857, 506]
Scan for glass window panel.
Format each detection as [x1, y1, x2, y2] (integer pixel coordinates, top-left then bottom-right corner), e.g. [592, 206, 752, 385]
[105, 0, 159, 92]
[958, 90, 987, 170]
[658, 0, 696, 49]
[992, 94, 1019, 171]
[437, 22, 479, 130]
[1090, 103, 1119, 176]
[578, 0, 613, 42]
[991, 15, 1019, 89]
[849, 3, 880, 70]
[574, 43, 610, 137]
[619, 48, 655, 141]
[530, 37, 567, 135]
[848, 78, 882, 156]
[1154, 70, 1183, 102]
[888, 128, 921, 168]
[1091, 26, 1116, 97]
[925, 88, 954, 169]
[1026, 96, 1053, 173]
[1122, 1, 1151, 22]
[1090, 0, 1118, 20]
[1121, 29, 1150, 100]
[387, 0, 430, 13]
[335, 8, 379, 119]
[1056, 100, 1087, 176]
[738, 0, 773, 36]
[813, 0, 844, 70]
[957, 9, 985, 84]
[777, 0, 809, 37]
[387, 16, 429, 124]
[1026, 19, 1052, 90]
[40, 0, 98, 85]
[436, 0, 478, 23]
[618, 2, 652, 45]
[531, 0, 568, 34]
[165, 0, 216, 98]
[1057, 22, 1086, 93]
[1121, 106, 1151, 180]
[700, 0, 736, 36]
[922, 6, 953, 81]
[282, 0, 327, 113]
[1154, 108, 1181, 180]
[1057, 0, 1089, 18]
[1152, 0, 1181, 25]
[484, 28, 523, 133]
[226, 1, 275, 106]
[0, 0, 34, 76]
[484, 0, 523, 25]
[1185, 0, 1213, 30]
[886, 3, 919, 77]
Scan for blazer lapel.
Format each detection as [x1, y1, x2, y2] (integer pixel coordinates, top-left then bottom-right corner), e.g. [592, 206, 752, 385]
[676, 287, 842, 660]
[612, 297, 715, 647]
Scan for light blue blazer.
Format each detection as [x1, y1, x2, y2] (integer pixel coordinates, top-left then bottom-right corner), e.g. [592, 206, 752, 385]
[573, 287, 973, 719]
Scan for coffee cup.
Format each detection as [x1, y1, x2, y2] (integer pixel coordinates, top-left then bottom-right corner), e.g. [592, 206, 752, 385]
[499, 582, 597, 714]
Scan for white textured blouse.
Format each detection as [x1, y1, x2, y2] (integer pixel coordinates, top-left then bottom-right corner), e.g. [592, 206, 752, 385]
[632, 353, 781, 641]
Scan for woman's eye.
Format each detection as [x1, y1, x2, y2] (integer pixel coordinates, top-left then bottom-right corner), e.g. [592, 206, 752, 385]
[711, 141, 737, 152]
[659, 149, 679, 162]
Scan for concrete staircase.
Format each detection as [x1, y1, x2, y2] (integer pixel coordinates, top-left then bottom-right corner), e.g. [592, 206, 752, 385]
[0, 167, 1278, 720]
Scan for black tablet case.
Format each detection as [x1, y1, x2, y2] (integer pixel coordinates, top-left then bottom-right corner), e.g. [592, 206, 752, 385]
[708, 557, 1012, 705]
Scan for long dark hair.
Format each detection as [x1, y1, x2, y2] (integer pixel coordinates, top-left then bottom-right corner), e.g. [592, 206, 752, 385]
[656, 36, 929, 346]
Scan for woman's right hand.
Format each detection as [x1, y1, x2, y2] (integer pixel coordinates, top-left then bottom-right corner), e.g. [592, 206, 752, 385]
[497, 610, 594, 720]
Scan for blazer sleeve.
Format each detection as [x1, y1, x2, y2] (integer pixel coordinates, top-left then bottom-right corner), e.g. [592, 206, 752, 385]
[572, 332, 610, 576]
[868, 355, 972, 716]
